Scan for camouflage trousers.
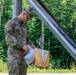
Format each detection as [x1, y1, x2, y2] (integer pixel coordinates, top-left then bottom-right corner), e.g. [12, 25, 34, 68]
[7, 48, 28, 75]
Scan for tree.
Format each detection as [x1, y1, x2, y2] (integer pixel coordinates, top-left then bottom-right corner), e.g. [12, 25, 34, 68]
[0, 0, 5, 25]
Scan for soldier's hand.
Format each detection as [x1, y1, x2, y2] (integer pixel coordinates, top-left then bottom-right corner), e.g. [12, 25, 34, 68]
[31, 44, 35, 49]
[23, 45, 30, 52]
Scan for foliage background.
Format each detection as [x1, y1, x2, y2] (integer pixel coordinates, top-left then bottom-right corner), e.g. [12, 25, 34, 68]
[0, 0, 76, 72]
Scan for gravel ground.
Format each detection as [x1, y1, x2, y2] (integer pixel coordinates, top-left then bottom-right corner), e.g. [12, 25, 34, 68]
[0, 73, 76, 75]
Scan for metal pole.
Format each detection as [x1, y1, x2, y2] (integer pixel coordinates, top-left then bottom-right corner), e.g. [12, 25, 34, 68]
[41, 21, 44, 50]
[12, 0, 22, 18]
[41, 21, 44, 59]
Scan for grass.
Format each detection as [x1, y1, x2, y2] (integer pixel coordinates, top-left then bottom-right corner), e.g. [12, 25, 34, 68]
[0, 59, 76, 73]
[27, 65, 76, 73]
[0, 59, 8, 72]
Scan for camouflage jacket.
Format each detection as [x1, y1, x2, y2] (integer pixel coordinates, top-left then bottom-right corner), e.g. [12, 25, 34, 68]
[5, 18, 32, 50]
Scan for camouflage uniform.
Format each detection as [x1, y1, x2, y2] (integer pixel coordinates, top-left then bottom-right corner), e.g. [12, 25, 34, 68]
[5, 18, 32, 75]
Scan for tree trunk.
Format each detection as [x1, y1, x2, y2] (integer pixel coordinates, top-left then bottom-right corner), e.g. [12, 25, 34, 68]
[0, 0, 5, 26]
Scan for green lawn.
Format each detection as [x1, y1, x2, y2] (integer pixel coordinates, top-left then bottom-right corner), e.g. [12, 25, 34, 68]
[0, 59, 76, 73]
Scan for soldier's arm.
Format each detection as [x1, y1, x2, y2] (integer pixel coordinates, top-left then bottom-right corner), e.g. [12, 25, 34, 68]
[26, 32, 35, 49]
[26, 32, 32, 45]
[5, 21, 25, 50]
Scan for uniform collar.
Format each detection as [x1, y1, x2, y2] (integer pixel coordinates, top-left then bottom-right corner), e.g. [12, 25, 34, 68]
[17, 17, 24, 24]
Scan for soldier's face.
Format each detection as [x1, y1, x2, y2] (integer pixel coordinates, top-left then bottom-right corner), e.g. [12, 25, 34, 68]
[23, 12, 29, 22]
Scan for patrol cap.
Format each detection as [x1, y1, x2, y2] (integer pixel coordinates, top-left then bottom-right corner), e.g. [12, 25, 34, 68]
[24, 7, 34, 20]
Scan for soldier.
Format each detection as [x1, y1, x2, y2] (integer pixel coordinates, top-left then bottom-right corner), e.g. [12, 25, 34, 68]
[4, 7, 35, 75]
